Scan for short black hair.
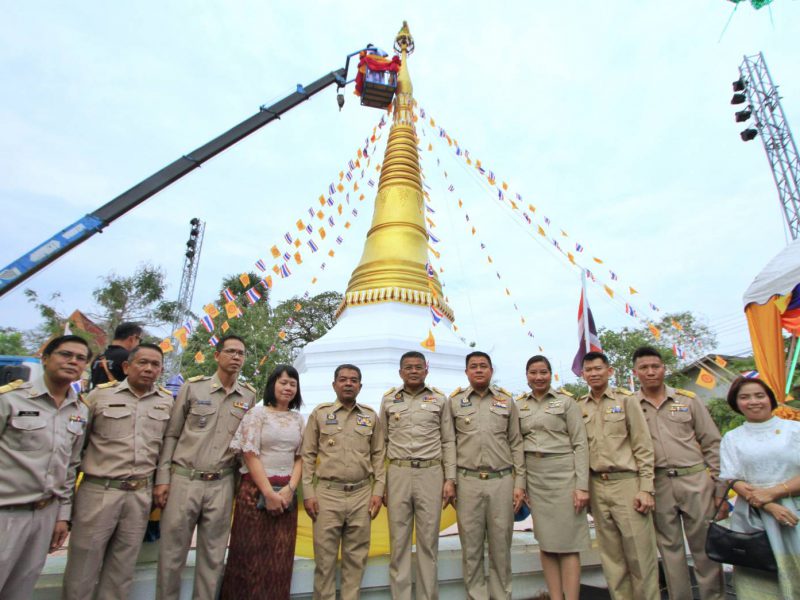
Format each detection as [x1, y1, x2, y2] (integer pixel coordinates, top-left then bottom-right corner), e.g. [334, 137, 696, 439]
[114, 322, 143, 341]
[263, 364, 303, 410]
[526, 355, 552, 373]
[216, 334, 246, 352]
[42, 335, 92, 361]
[632, 346, 663, 365]
[127, 343, 164, 361]
[465, 351, 492, 368]
[334, 363, 362, 382]
[582, 351, 609, 366]
[400, 351, 426, 367]
[726, 376, 778, 414]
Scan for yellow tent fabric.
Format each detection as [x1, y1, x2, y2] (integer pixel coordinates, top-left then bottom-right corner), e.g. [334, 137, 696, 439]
[745, 298, 787, 402]
[294, 503, 457, 558]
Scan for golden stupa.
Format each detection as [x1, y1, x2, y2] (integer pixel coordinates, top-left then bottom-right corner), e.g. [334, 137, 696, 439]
[339, 21, 454, 321]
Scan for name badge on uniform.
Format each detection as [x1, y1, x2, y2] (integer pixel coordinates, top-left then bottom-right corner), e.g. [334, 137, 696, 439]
[196, 399, 212, 406]
[394, 393, 403, 403]
[547, 400, 561, 409]
[325, 413, 338, 425]
[18, 410, 39, 416]
[356, 414, 372, 427]
[606, 406, 623, 414]
[109, 403, 126, 408]
[491, 399, 508, 409]
[519, 404, 530, 412]
[233, 401, 249, 410]
[154, 404, 169, 411]
[460, 398, 472, 407]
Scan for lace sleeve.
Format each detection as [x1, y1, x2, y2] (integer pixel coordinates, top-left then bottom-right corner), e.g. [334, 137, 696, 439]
[230, 406, 264, 455]
[718, 430, 741, 481]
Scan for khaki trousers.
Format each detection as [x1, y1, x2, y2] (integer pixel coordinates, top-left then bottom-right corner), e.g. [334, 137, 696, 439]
[654, 470, 725, 600]
[387, 463, 443, 600]
[156, 472, 235, 600]
[62, 482, 152, 600]
[312, 483, 372, 600]
[455, 472, 514, 600]
[0, 501, 58, 600]
[589, 476, 659, 600]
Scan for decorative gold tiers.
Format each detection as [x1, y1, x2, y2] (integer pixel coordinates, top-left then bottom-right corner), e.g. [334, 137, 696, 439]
[341, 21, 454, 321]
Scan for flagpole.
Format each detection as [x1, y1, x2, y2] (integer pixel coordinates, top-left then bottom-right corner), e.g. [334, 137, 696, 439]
[582, 269, 590, 353]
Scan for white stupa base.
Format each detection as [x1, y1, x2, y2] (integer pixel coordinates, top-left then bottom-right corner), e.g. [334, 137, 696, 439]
[294, 302, 470, 413]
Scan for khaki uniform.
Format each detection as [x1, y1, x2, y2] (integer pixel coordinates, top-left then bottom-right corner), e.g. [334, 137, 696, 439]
[301, 400, 386, 600]
[449, 385, 524, 600]
[380, 384, 456, 600]
[62, 380, 173, 600]
[517, 388, 589, 552]
[0, 378, 87, 600]
[155, 374, 256, 600]
[639, 386, 726, 600]
[580, 387, 659, 600]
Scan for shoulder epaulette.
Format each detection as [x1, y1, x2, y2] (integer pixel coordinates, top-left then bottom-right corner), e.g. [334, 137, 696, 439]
[358, 403, 377, 414]
[187, 375, 208, 382]
[383, 386, 400, 397]
[448, 387, 463, 399]
[96, 381, 119, 389]
[244, 382, 257, 393]
[675, 388, 696, 399]
[515, 392, 528, 401]
[615, 387, 633, 396]
[495, 386, 513, 398]
[158, 386, 173, 397]
[0, 379, 24, 395]
[431, 386, 445, 396]
[558, 387, 574, 398]
[316, 402, 335, 410]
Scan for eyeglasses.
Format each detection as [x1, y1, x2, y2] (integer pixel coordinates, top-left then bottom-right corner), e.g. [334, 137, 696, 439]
[52, 350, 90, 363]
[220, 349, 246, 357]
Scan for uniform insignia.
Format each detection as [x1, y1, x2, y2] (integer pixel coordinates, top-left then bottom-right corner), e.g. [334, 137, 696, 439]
[159, 386, 172, 396]
[233, 401, 249, 410]
[465, 417, 472, 424]
[188, 375, 207, 382]
[670, 403, 690, 413]
[244, 382, 257, 393]
[325, 413, 338, 425]
[431, 387, 445, 396]
[675, 388, 696, 399]
[154, 404, 170, 410]
[492, 399, 508, 409]
[606, 406, 624, 414]
[356, 414, 372, 427]
[422, 395, 436, 403]
[559, 387, 574, 397]
[460, 398, 472, 407]
[198, 417, 208, 427]
[394, 392, 404, 403]
[515, 393, 528, 401]
[449, 387, 463, 399]
[547, 400, 562, 408]
[196, 399, 212, 405]
[0, 379, 24, 394]
[614, 387, 633, 396]
[69, 414, 87, 424]
[96, 381, 119, 389]
[17, 410, 39, 416]
[384, 386, 399, 397]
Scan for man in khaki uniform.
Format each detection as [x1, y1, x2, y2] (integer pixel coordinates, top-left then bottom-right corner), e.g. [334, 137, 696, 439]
[381, 351, 456, 600]
[154, 335, 256, 600]
[302, 364, 385, 600]
[449, 351, 525, 600]
[0, 335, 90, 600]
[63, 343, 173, 599]
[633, 346, 727, 600]
[580, 351, 659, 600]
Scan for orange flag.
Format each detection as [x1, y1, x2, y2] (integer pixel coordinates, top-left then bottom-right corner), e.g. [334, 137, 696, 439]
[225, 301, 240, 319]
[296, 219, 305, 231]
[316, 210, 324, 220]
[319, 227, 326, 240]
[604, 285, 614, 298]
[294, 252, 302, 264]
[420, 329, 436, 352]
[318, 195, 326, 206]
[271, 245, 280, 259]
[294, 303, 302, 312]
[203, 304, 220, 319]
[593, 257, 604, 264]
[338, 204, 343, 215]
[173, 327, 188, 348]
[239, 273, 250, 287]
[194, 351, 205, 364]
[221, 321, 230, 333]
[328, 250, 335, 257]
[648, 323, 661, 340]
[537, 226, 546, 236]
[159, 339, 174, 353]
[714, 356, 728, 368]
[294, 239, 301, 248]
[696, 368, 717, 390]
[336, 183, 344, 193]
[567, 252, 576, 265]
[278, 331, 287, 340]
[629, 286, 639, 295]
[311, 277, 318, 284]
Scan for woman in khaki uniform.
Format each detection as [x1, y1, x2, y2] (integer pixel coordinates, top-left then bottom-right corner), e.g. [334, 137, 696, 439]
[518, 355, 589, 600]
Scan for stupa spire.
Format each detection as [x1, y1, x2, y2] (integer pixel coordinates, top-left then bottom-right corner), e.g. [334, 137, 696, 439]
[341, 22, 453, 321]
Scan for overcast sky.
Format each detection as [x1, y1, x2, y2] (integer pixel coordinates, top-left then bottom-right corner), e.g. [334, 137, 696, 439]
[2, 1, 798, 390]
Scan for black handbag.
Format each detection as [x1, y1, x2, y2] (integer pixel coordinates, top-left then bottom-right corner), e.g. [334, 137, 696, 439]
[705, 482, 778, 573]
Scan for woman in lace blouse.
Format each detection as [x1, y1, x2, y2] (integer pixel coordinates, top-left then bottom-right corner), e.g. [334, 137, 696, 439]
[220, 365, 305, 600]
[720, 376, 800, 599]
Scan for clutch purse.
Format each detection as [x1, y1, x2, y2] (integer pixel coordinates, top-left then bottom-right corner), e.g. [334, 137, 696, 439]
[256, 484, 296, 513]
[705, 482, 778, 573]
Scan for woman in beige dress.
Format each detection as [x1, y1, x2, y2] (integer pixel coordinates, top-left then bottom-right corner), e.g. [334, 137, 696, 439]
[518, 355, 589, 600]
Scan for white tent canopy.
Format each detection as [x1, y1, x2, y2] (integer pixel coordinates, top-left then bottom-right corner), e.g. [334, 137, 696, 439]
[743, 238, 800, 307]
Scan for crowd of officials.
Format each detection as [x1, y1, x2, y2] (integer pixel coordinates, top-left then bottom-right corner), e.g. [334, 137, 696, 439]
[1, 324, 799, 600]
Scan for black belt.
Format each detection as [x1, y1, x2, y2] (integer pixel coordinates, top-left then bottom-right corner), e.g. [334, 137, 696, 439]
[0, 496, 55, 511]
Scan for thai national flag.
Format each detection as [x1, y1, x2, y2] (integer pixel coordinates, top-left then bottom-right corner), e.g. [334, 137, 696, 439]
[255, 259, 267, 271]
[649, 303, 660, 312]
[284, 232, 293, 244]
[327, 197, 335, 206]
[425, 204, 436, 214]
[575, 243, 584, 253]
[425, 262, 435, 278]
[610, 271, 619, 281]
[625, 303, 636, 317]
[352, 208, 358, 217]
[497, 189, 504, 201]
[245, 288, 261, 305]
[200, 315, 214, 333]
[306, 224, 314, 234]
[280, 264, 291, 278]
[523, 213, 531, 224]
[455, 147, 462, 156]
[348, 160, 356, 170]
[336, 236, 343, 245]
[308, 240, 319, 252]
[571, 288, 603, 376]
[743, 370, 759, 379]
[420, 108, 426, 118]
[308, 207, 315, 218]
[283, 252, 292, 262]
[208, 335, 219, 347]
[368, 179, 375, 187]
[183, 321, 194, 336]
[328, 216, 335, 227]
[345, 171, 352, 182]
[448, 185, 454, 192]
[223, 288, 235, 302]
[428, 232, 440, 244]
[430, 306, 444, 325]
[329, 183, 335, 195]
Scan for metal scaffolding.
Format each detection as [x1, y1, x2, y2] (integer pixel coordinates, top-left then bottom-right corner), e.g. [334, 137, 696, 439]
[735, 52, 800, 240]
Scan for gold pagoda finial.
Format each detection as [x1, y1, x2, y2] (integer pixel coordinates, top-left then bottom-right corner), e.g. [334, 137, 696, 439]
[340, 22, 453, 321]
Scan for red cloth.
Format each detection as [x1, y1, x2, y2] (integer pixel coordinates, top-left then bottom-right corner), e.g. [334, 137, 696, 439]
[354, 52, 401, 96]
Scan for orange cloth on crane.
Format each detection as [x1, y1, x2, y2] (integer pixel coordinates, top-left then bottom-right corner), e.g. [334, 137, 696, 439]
[354, 52, 401, 97]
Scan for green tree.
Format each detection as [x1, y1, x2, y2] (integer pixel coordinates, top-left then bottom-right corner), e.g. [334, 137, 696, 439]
[0, 328, 31, 355]
[179, 273, 341, 394]
[598, 311, 716, 389]
[562, 381, 589, 398]
[706, 397, 745, 435]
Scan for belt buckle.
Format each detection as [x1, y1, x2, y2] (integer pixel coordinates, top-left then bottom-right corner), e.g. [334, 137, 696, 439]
[33, 498, 50, 510]
[479, 471, 489, 480]
[119, 480, 137, 491]
[410, 460, 421, 468]
[601, 473, 610, 481]
[666, 468, 678, 477]
[343, 483, 354, 492]
[200, 472, 219, 481]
